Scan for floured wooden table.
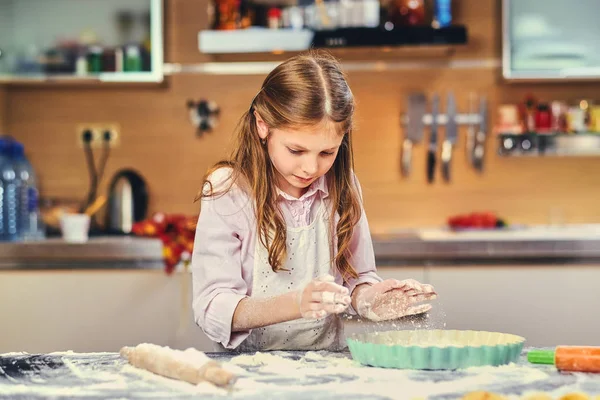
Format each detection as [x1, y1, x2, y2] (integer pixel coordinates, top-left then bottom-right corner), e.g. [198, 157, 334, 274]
[1, 349, 599, 399]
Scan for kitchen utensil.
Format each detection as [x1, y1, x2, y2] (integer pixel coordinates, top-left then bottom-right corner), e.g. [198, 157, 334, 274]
[528, 346, 600, 373]
[441, 92, 457, 182]
[120, 343, 236, 388]
[81, 130, 110, 213]
[401, 93, 427, 177]
[347, 329, 525, 370]
[84, 195, 106, 217]
[426, 93, 439, 184]
[473, 96, 488, 172]
[105, 169, 149, 234]
[465, 92, 477, 164]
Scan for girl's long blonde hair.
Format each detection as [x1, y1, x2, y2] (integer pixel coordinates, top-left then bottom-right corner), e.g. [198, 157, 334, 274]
[197, 51, 361, 283]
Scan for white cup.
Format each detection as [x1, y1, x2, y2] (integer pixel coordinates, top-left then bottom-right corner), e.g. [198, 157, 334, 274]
[60, 213, 91, 243]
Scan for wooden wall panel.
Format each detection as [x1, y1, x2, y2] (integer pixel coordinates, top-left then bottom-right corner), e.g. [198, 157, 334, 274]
[5, 0, 600, 232]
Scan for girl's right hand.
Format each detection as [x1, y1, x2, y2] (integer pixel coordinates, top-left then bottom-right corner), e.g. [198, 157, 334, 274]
[296, 275, 351, 319]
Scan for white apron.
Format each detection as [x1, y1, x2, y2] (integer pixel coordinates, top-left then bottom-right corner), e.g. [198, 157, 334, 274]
[235, 202, 344, 352]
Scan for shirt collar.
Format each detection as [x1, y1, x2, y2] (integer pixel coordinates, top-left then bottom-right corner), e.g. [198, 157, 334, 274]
[276, 174, 329, 201]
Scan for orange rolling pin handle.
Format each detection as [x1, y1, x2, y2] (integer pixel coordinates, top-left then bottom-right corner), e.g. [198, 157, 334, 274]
[528, 346, 600, 373]
[555, 346, 600, 373]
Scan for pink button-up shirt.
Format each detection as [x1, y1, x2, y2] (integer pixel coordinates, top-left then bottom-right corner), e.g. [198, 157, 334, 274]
[191, 168, 381, 349]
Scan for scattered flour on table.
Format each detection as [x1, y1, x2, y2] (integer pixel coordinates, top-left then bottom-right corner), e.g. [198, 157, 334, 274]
[0, 352, 28, 357]
[47, 350, 114, 356]
[120, 364, 228, 396]
[225, 351, 551, 399]
[0, 351, 230, 398]
[229, 350, 359, 369]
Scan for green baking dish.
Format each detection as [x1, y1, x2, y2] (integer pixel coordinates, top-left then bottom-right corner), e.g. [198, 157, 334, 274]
[347, 329, 525, 370]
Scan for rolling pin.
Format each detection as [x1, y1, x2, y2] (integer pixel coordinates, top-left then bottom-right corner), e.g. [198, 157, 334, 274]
[120, 343, 236, 387]
[528, 346, 600, 373]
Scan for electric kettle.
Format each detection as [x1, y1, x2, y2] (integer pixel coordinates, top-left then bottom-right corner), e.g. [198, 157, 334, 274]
[105, 169, 149, 234]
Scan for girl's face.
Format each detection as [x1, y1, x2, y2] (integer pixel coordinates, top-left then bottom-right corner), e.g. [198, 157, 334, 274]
[258, 117, 343, 198]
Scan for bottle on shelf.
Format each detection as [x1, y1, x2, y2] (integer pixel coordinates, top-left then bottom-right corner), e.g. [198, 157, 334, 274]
[0, 138, 19, 241]
[9, 141, 45, 241]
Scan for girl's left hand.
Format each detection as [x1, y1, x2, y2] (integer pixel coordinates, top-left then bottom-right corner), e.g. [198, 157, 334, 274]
[355, 279, 437, 322]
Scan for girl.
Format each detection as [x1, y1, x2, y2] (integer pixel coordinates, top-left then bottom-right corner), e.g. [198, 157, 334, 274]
[191, 51, 437, 352]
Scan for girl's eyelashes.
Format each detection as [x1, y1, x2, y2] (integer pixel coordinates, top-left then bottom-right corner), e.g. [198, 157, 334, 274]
[287, 148, 336, 156]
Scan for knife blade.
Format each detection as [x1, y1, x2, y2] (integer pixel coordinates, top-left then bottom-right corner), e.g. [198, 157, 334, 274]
[441, 92, 457, 182]
[427, 94, 439, 184]
[465, 92, 477, 165]
[401, 93, 427, 178]
[473, 95, 487, 172]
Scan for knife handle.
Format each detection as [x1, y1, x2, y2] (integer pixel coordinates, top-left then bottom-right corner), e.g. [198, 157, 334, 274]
[441, 140, 453, 183]
[442, 160, 451, 182]
[473, 130, 486, 172]
[426, 149, 436, 184]
[473, 143, 484, 172]
[466, 126, 475, 163]
[401, 139, 413, 177]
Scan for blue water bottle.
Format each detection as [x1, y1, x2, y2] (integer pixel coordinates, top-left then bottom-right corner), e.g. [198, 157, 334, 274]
[0, 138, 19, 241]
[10, 141, 44, 240]
[0, 139, 8, 240]
[434, 0, 452, 28]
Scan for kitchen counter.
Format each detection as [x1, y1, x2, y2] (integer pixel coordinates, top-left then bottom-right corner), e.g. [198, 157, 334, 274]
[3, 225, 600, 269]
[1, 349, 598, 399]
[0, 236, 164, 269]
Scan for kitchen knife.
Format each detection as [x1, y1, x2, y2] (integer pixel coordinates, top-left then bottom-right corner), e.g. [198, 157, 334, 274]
[441, 92, 457, 182]
[427, 94, 439, 184]
[473, 95, 488, 172]
[401, 93, 427, 178]
[465, 92, 477, 165]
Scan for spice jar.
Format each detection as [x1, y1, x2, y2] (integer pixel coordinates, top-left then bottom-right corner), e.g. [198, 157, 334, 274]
[535, 103, 552, 133]
[388, 0, 426, 27]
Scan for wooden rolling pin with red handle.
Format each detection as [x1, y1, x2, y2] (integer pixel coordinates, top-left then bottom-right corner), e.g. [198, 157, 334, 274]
[120, 343, 236, 388]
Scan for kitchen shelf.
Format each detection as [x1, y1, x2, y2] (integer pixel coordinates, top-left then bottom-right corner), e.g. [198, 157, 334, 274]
[497, 132, 600, 157]
[198, 25, 467, 55]
[0, 71, 164, 85]
[163, 57, 499, 76]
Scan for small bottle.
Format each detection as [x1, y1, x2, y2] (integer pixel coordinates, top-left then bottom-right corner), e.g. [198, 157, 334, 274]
[10, 141, 44, 241]
[124, 45, 142, 72]
[0, 138, 19, 241]
[75, 51, 88, 76]
[86, 46, 104, 73]
[0, 139, 8, 240]
[432, 0, 452, 28]
[535, 103, 552, 134]
[268, 8, 282, 29]
[528, 346, 600, 373]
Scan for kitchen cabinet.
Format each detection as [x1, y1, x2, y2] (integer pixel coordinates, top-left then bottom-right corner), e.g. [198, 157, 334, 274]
[0, 0, 164, 85]
[0, 270, 212, 353]
[425, 264, 600, 347]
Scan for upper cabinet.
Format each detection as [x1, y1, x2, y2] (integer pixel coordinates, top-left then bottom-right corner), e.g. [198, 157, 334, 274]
[0, 0, 164, 85]
[503, 0, 600, 81]
[197, 0, 467, 59]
